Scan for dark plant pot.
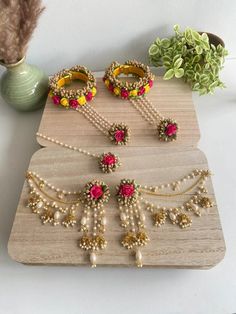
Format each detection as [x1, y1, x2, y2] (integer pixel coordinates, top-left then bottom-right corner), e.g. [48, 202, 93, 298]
[199, 32, 225, 47]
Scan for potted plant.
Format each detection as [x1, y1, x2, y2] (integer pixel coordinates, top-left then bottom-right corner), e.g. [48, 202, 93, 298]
[0, 0, 48, 111]
[148, 25, 228, 95]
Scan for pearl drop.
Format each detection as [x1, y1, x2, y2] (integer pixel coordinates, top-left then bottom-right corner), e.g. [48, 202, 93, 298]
[81, 217, 87, 225]
[54, 211, 60, 220]
[90, 252, 97, 267]
[140, 213, 146, 221]
[136, 249, 142, 261]
[169, 212, 176, 221]
[36, 201, 44, 209]
[101, 217, 107, 225]
[120, 213, 127, 221]
[191, 204, 199, 211]
[136, 249, 143, 267]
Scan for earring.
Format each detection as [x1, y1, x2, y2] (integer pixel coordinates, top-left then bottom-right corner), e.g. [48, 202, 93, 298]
[25, 171, 110, 267]
[79, 179, 110, 267]
[49, 65, 131, 145]
[116, 169, 213, 267]
[116, 179, 149, 267]
[103, 60, 178, 142]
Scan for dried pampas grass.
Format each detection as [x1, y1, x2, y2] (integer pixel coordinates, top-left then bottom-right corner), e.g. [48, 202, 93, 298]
[0, 0, 45, 64]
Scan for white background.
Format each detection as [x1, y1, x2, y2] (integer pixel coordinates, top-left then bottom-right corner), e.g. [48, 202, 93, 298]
[0, 1, 236, 313]
[1, 0, 236, 76]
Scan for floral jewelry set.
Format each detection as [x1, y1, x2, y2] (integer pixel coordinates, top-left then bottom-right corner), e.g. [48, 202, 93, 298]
[26, 169, 213, 267]
[49, 60, 178, 144]
[25, 60, 212, 267]
[49, 65, 130, 146]
[103, 60, 178, 141]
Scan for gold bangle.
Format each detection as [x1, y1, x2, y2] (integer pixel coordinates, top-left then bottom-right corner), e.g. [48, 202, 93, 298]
[49, 65, 97, 108]
[103, 60, 155, 99]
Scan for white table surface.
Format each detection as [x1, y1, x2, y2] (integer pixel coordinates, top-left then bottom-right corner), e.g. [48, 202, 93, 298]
[0, 62, 235, 314]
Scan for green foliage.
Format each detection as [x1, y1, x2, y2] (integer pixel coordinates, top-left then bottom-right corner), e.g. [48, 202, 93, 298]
[148, 25, 228, 95]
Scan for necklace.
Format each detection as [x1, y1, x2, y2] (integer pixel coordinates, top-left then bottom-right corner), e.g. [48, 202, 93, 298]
[26, 171, 110, 267]
[49, 65, 131, 145]
[116, 169, 213, 267]
[36, 132, 121, 174]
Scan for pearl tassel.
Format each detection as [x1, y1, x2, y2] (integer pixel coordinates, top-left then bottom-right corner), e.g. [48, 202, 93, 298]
[90, 251, 97, 268]
[135, 249, 143, 268]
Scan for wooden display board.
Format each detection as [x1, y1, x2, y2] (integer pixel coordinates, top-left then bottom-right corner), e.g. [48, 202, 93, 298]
[8, 77, 225, 268]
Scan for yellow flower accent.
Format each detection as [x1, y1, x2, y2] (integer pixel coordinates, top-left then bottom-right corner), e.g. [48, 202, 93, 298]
[144, 84, 150, 93]
[78, 96, 86, 106]
[60, 97, 69, 107]
[114, 87, 120, 95]
[48, 90, 54, 97]
[104, 79, 110, 87]
[130, 89, 138, 97]
[92, 87, 97, 96]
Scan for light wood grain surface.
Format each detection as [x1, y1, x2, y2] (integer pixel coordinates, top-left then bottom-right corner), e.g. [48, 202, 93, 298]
[37, 77, 200, 147]
[8, 146, 225, 267]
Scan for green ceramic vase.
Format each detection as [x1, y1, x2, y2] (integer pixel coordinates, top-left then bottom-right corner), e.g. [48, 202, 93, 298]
[0, 57, 49, 111]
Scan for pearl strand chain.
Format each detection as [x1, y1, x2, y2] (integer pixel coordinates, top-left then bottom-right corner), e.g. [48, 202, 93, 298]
[81, 105, 111, 129]
[141, 96, 164, 120]
[129, 98, 156, 125]
[28, 170, 79, 196]
[129, 96, 164, 126]
[77, 105, 111, 136]
[36, 132, 100, 158]
[139, 169, 205, 192]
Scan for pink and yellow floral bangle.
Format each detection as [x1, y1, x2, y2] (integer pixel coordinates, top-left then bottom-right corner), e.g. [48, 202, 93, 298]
[103, 60, 155, 99]
[49, 65, 97, 108]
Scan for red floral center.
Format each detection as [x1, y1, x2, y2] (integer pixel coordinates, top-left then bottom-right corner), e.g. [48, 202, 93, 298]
[149, 80, 154, 88]
[138, 86, 145, 96]
[114, 130, 125, 143]
[121, 88, 129, 99]
[165, 123, 177, 136]
[90, 185, 103, 200]
[102, 154, 116, 165]
[119, 184, 135, 197]
[109, 84, 114, 92]
[69, 99, 78, 108]
[52, 95, 61, 105]
[86, 92, 93, 102]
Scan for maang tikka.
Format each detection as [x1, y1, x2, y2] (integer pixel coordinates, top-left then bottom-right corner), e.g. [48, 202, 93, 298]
[36, 132, 121, 174]
[26, 171, 110, 267]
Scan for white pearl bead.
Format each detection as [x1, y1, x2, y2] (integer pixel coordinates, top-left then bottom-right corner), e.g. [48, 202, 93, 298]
[136, 249, 142, 261]
[120, 213, 127, 221]
[191, 204, 199, 211]
[90, 252, 97, 267]
[136, 249, 143, 267]
[140, 212, 146, 221]
[36, 201, 44, 209]
[54, 211, 60, 220]
[81, 217, 87, 225]
[169, 212, 176, 221]
[101, 217, 107, 225]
